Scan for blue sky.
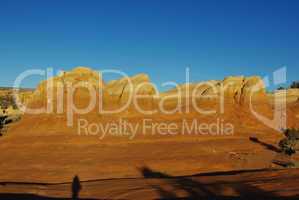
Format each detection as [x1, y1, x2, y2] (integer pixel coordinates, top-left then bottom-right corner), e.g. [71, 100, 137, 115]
[0, 0, 298, 90]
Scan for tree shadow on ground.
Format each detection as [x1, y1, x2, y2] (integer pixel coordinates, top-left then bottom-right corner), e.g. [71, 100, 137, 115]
[1, 169, 299, 200]
[139, 166, 299, 200]
[249, 137, 281, 153]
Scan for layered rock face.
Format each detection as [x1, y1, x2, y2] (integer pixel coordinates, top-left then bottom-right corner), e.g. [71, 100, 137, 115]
[104, 73, 156, 105]
[3, 66, 298, 141]
[161, 76, 266, 105]
[28, 67, 267, 113]
[267, 89, 299, 110]
[288, 89, 299, 98]
[27, 67, 268, 111]
[29, 67, 104, 110]
[27, 67, 157, 113]
[8, 66, 298, 137]
[33, 67, 103, 99]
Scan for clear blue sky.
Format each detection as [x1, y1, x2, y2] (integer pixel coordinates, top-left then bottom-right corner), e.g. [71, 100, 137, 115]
[0, 0, 298, 90]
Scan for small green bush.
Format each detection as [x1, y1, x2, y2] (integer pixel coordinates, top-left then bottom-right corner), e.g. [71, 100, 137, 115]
[279, 128, 299, 155]
[283, 128, 299, 140]
[277, 86, 285, 90]
[0, 95, 17, 109]
[290, 81, 299, 89]
[0, 116, 7, 136]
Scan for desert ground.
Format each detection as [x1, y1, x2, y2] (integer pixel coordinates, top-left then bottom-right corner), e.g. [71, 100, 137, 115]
[1, 127, 299, 199]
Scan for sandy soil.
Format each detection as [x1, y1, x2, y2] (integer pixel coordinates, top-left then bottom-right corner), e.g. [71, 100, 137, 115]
[0, 122, 288, 182]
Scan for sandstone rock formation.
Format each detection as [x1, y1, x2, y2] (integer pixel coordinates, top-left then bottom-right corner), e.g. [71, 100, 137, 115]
[27, 67, 159, 113]
[32, 67, 157, 103]
[287, 89, 299, 102]
[33, 66, 103, 99]
[21, 67, 269, 118]
[269, 88, 299, 104]
[161, 76, 266, 104]
[27, 66, 268, 109]
[104, 73, 156, 104]
[7, 66, 299, 139]
[28, 67, 104, 111]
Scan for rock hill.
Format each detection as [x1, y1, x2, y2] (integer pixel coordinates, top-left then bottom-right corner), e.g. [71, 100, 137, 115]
[5, 66, 298, 137]
[19, 66, 269, 113]
[30, 67, 267, 107]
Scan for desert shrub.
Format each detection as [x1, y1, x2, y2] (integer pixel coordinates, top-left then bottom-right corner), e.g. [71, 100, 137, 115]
[283, 128, 299, 139]
[290, 81, 299, 89]
[277, 86, 285, 90]
[279, 128, 299, 155]
[279, 138, 296, 155]
[0, 116, 7, 136]
[0, 114, 20, 136]
[0, 95, 17, 109]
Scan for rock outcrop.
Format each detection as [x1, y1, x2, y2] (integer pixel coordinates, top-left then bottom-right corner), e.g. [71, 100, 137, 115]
[105, 73, 156, 103]
[28, 67, 158, 112]
[161, 76, 266, 104]
[29, 66, 267, 108]
[9, 67, 297, 138]
[32, 67, 156, 102]
[33, 66, 103, 99]
[269, 88, 299, 104]
[18, 66, 272, 117]
[287, 89, 299, 102]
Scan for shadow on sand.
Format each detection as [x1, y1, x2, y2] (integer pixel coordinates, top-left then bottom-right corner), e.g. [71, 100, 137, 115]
[0, 168, 299, 200]
[139, 166, 299, 200]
